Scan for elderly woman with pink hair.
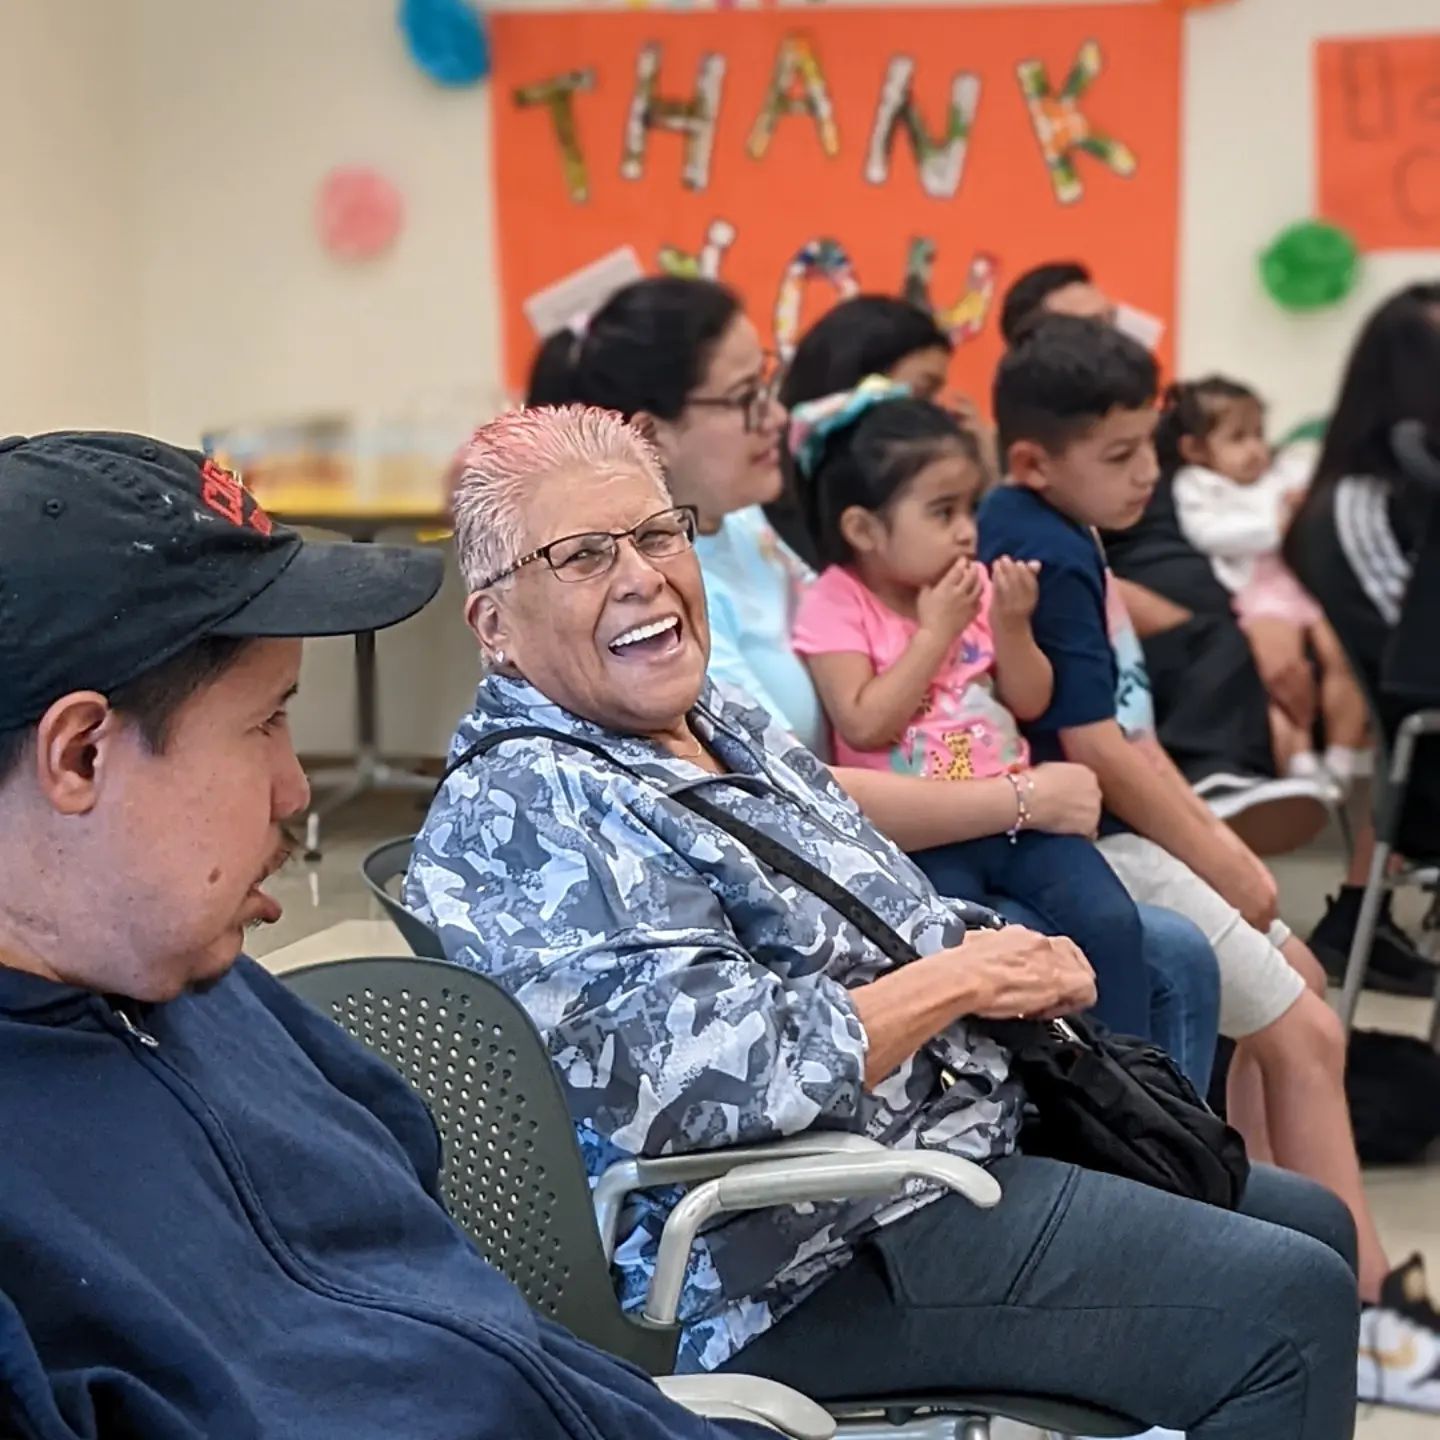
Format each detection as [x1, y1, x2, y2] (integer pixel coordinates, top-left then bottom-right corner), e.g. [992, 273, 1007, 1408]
[405, 400, 1359, 1440]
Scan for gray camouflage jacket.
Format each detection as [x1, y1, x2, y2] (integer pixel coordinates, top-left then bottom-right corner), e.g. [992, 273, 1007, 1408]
[407, 674, 1022, 1371]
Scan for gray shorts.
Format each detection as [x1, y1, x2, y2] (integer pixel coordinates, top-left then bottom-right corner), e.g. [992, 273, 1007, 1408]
[1096, 833, 1305, 1038]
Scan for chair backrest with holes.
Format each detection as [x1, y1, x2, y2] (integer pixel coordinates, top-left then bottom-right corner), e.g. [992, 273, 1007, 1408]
[359, 837, 446, 957]
[283, 956, 679, 1374]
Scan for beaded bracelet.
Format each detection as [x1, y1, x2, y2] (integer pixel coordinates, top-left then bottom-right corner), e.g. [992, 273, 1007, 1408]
[1004, 771, 1034, 843]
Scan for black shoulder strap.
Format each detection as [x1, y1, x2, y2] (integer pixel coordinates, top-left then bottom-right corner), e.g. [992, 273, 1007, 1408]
[443, 726, 634, 785]
[443, 727, 920, 967]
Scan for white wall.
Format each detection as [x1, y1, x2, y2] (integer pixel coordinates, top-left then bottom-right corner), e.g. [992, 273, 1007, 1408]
[131, 0, 505, 756]
[1181, 0, 1440, 432]
[8, 0, 1440, 756]
[0, 1, 142, 432]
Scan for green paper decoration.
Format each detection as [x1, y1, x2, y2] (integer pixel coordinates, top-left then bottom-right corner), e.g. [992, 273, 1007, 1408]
[1259, 220, 1360, 312]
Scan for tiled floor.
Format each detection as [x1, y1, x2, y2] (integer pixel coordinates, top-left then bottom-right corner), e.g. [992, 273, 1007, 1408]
[253, 793, 1440, 1436]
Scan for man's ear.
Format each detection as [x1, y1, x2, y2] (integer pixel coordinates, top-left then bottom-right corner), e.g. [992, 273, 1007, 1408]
[1178, 433, 1207, 467]
[32, 693, 121, 816]
[466, 590, 511, 667]
[1006, 438, 1053, 493]
[838, 505, 884, 556]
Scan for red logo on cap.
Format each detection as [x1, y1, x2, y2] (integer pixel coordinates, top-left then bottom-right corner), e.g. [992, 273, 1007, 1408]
[200, 457, 273, 537]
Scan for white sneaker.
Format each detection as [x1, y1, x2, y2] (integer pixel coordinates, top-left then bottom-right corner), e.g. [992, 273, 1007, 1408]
[1284, 752, 1346, 802]
[1322, 744, 1371, 795]
[1358, 1254, 1440, 1413]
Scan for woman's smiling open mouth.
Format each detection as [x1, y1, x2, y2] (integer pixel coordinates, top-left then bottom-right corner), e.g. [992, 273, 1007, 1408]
[607, 614, 683, 660]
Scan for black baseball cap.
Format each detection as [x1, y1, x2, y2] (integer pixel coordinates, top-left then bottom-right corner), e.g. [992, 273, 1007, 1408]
[0, 431, 445, 730]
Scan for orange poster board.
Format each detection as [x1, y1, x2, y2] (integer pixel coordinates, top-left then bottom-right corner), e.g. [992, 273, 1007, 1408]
[1317, 33, 1440, 252]
[491, 4, 1181, 401]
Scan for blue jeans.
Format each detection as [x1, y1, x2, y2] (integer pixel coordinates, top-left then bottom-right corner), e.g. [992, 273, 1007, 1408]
[913, 832, 1149, 1038]
[1001, 896, 1221, 1093]
[1135, 903, 1221, 1093]
[723, 1160, 1359, 1439]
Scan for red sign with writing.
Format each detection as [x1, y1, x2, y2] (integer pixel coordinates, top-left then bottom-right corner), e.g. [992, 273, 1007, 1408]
[1317, 34, 1440, 252]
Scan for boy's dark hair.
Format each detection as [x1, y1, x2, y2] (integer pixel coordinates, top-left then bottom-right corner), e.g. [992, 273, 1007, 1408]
[993, 315, 1159, 463]
[526, 277, 741, 420]
[999, 261, 1093, 345]
[0, 637, 250, 789]
[780, 296, 951, 411]
[807, 399, 978, 567]
[1154, 376, 1262, 477]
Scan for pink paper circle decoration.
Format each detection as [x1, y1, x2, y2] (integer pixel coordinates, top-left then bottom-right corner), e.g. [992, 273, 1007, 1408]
[317, 167, 404, 260]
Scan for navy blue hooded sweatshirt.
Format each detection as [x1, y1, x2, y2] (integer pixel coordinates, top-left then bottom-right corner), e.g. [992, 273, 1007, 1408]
[0, 956, 766, 1440]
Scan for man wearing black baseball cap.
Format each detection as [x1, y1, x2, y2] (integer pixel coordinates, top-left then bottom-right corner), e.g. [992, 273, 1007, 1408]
[0, 431, 443, 1000]
[0, 433, 788, 1439]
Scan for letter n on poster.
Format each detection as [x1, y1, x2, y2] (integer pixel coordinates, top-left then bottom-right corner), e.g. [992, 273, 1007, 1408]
[1316, 34, 1440, 251]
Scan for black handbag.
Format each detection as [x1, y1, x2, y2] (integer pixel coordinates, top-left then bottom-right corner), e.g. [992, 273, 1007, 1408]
[447, 726, 1249, 1208]
[985, 1015, 1248, 1208]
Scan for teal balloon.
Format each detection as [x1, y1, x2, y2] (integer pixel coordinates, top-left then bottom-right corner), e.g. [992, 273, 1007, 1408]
[1259, 220, 1360, 312]
[399, 0, 489, 87]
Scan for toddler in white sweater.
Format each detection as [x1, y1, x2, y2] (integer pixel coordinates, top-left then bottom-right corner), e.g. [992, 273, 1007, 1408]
[1161, 376, 1367, 789]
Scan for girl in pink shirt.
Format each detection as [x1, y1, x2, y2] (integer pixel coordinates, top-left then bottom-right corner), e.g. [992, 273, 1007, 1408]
[791, 381, 1051, 781]
[789, 380, 1155, 1043]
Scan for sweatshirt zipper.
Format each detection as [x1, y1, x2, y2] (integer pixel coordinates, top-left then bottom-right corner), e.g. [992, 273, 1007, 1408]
[113, 1005, 159, 1048]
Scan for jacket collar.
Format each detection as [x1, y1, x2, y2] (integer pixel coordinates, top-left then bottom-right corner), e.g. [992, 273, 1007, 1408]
[0, 960, 102, 1020]
[454, 673, 776, 791]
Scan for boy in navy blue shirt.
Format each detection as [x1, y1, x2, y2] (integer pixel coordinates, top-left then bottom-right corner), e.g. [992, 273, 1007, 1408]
[979, 316, 1440, 1404]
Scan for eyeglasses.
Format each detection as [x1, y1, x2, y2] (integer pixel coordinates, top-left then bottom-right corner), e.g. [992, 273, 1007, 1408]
[686, 354, 783, 434]
[480, 505, 698, 588]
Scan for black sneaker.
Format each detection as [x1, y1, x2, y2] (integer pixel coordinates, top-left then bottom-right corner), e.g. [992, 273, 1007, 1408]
[1311, 888, 1438, 998]
[1359, 1254, 1440, 1412]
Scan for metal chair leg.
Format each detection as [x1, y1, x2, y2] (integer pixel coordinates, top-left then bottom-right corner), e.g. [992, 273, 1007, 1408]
[1417, 892, 1440, 1054]
[1337, 840, 1393, 1032]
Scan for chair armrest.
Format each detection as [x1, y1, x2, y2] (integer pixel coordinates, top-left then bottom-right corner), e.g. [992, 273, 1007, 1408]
[656, 1375, 836, 1439]
[593, 1134, 887, 1260]
[1379, 710, 1440, 840]
[643, 1150, 1001, 1325]
[1396, 709, 1440, 745]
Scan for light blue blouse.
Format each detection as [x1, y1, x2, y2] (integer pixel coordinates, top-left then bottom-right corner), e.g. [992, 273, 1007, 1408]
[693, 506, 829, 757]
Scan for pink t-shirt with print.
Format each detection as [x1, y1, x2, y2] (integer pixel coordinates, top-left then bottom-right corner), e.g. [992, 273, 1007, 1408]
[791, 564, 1030, 779]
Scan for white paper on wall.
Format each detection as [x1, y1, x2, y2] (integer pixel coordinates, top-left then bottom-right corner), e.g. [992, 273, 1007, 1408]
[1113, 301, 1166, 351]
[523, 246, 644, 341]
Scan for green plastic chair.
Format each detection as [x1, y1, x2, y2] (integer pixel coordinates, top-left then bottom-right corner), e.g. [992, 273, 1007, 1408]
[284, 955, 1143, 1440]
[359, 836, 445, 959]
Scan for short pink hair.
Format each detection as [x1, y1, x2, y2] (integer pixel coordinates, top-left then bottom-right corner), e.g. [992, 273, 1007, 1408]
[452, 405, 670, 590]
